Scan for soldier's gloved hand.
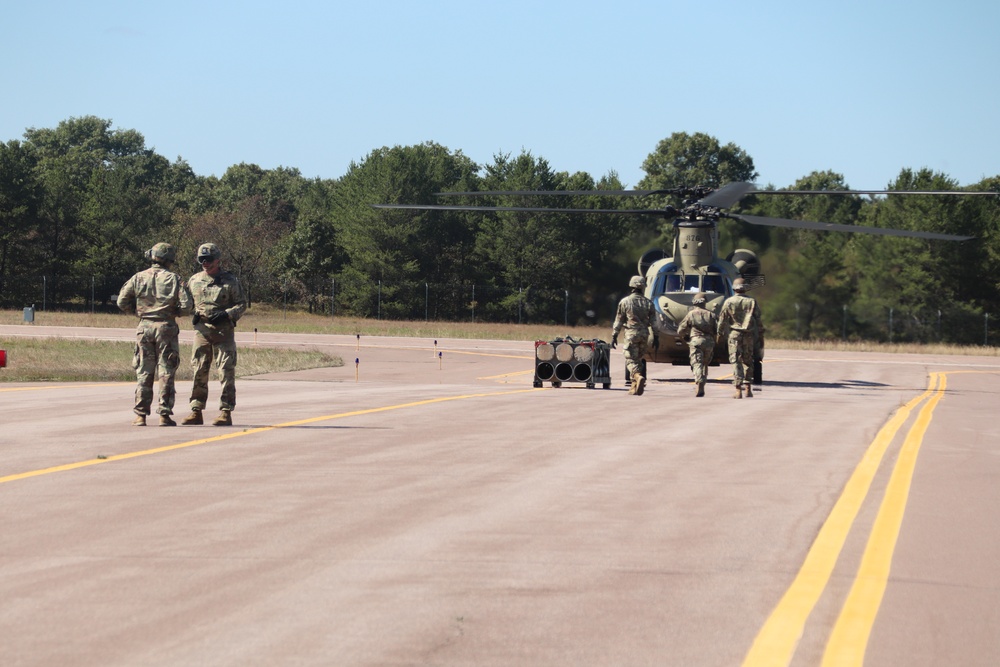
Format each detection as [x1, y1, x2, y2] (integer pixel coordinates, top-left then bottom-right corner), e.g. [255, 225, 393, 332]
[207, 311, 230, 326]
[192, 313, 201, 326]
[611, 333, 618, 349]
[652, 335, 660, 350]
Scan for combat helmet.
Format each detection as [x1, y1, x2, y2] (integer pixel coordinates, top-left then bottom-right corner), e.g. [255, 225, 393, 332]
[197, 243, 222, 262]
[146, 242, 176, 266]
[733, 277, 749, 292]
[692, 292, 707, 305]
[629, 275, 646, 290]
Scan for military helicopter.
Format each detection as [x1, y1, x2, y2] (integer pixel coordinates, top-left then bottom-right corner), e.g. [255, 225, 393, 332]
[375, 182, 995, 374]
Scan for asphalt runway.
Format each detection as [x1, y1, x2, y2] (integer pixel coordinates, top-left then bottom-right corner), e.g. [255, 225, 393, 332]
[1, 326, 999, 666]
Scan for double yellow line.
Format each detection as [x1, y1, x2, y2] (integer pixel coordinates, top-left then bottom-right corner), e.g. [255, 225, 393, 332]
[743, 373, 948, 666]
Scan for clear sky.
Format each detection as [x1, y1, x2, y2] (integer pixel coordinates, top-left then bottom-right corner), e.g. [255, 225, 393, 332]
[4, 0, 997, 189]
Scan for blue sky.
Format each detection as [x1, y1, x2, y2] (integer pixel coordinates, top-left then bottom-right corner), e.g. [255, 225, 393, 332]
[4, 0, 997, 189]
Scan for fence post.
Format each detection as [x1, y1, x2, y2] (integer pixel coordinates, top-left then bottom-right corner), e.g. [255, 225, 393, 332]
[43, 276, 47, 311]
[91, 276, 95, 314]
[889, 308, 894, 343]
[471, 284, 475, 323]
[425, 283, 429, 322]
[331, 277, 335, 319]
[794, 302, 800, 340]
[842, 304, 847, 341]
[378, 280, 381, 320]
[564, 290, 569, 327]
[986, 313, 990, 346]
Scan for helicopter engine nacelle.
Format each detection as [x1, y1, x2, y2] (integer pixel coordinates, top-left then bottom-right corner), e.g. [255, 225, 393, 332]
[726, 248, 761, 277]
[637, 248, 669, 277]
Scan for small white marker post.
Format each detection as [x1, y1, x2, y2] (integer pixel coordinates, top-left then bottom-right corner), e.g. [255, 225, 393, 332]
[356, 334, 360, 351]
[433, 340, 438, 358]
[254, 327, 258, 346]
[438, 351, 443, 370]
[355, 358, 359, 383]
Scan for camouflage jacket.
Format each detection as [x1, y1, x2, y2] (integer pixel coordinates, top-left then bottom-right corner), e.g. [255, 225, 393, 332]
[188, 269, 247, 323]
[718, 294, 764, 338]
[677, 306, 718, 341]
[117, 265, 192, 321]
[612, 292, 655, 336]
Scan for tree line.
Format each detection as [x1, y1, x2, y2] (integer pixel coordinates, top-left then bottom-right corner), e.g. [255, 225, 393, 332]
[1, 116, 998, 343]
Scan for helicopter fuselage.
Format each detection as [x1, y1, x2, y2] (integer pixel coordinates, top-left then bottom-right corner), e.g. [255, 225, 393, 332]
[638, 219, 753, 366]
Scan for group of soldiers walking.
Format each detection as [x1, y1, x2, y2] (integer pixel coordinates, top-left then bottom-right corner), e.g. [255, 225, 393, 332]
[611, 275, 764, 398]
[116, 242, 246, 426]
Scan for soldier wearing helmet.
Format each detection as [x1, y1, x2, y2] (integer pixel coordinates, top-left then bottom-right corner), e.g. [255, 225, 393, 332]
[181, 242, 247, 427]
[717, 277, 765, 398]
[677, 292, 718, 397]
[611, 275, 657, 395]
[117, 242, 193, 426]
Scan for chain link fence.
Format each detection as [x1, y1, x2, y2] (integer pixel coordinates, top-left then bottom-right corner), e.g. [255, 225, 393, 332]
[1, 274, 995, 345]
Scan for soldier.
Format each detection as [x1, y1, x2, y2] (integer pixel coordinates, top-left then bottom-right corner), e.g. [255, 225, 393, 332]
[117, 243, 192, 426]
[717, 277, 764, 399]
[677, 292, 718, 397]
[611, 275, 657, 395]
[181, 243, 247, 426]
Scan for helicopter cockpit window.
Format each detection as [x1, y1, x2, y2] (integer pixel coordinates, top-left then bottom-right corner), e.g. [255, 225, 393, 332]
[659, 269, 702, 293]
[702, 273, 726, 294]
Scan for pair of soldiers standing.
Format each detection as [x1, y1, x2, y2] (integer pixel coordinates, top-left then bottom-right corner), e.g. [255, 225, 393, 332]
[117, 242, 246, 426]
[612, 275, 764, 398]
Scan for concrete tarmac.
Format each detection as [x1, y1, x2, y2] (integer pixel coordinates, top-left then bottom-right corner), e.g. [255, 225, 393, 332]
[1, 326, 998, 666]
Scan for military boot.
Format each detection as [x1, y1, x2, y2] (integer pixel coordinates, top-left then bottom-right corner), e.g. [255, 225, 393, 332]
[744, 384, 754, 398]
[695, 382, 705, 397]
[212, 410, 232, 426]
[159, 414, 177, 427]
[734, 385, 743, 399]
[132, 414, 147, 426]
[181, 411, 203, 425]
[633, 373, 646, 396]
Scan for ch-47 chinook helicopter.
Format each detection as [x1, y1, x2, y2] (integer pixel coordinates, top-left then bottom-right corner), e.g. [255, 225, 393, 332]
[375, 181, 996, 374]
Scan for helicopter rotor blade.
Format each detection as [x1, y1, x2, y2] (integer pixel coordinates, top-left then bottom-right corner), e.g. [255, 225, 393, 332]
[433, 189, 673, 198]
[695, 182, 757, 208]
[373, 204, 665, 215]
[748, 189, 999, 197]
[727, 213, 974, 241]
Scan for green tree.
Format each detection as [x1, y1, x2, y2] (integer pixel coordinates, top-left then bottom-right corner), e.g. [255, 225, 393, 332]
[331, 142, 479, 318]
[638, 131, 758, 190]
[0, 140, 41, 287]
[847, 169, 977, 341]
[279, 178, 346, 313]
[23, 116, 173, 278]
[749, 171, 860, 339]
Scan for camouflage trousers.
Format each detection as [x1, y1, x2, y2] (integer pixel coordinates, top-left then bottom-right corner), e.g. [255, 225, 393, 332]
[726, 331, 755, 386]
[622, 329, 649, 381]
[189, 324, 238, 412]
[688, 336, 715, 385]
[132, 319, 180, 416]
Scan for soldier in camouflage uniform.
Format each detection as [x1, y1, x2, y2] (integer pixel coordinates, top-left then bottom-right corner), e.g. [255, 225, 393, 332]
[717, 277, 764, 399]
[181, 243, 247, 427]
[677, 292, 718, 397]
[611, 275, 657, 396]
[117, 243, 193, 426]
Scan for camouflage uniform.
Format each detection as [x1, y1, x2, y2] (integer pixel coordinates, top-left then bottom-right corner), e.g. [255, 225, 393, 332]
[117, 261, 192, 418]
[612, 290, 655, 395]
[717, 292, 764, 390]
[187, 268, 246, 413]
[677, 303, 718, 390]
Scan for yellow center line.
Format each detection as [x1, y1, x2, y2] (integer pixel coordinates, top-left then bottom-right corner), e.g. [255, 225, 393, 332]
[741, 378, 937, 667]
[820, 373, 947, 665]
[0, 388, 541, 485]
